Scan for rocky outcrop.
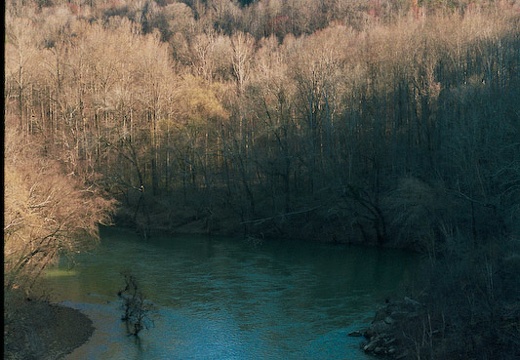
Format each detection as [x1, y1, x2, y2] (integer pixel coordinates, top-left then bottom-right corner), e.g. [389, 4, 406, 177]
[350, 297, 423, 359]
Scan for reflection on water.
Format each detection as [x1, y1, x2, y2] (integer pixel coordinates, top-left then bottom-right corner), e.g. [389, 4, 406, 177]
[44, 227, 418, 360]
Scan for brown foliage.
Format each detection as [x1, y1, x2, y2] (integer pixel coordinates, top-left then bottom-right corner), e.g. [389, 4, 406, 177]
[4, 124, 116, 292]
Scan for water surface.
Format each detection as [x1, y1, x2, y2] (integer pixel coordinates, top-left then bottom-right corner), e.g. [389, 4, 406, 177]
[44, 227, 418, 359]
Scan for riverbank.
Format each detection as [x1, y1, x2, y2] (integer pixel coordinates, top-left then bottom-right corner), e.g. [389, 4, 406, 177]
[4, 292, 94, 360]
[353, 268, 520, 360]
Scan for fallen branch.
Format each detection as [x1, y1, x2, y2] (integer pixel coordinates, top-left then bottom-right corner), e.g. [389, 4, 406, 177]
[241, 206, 322, 225]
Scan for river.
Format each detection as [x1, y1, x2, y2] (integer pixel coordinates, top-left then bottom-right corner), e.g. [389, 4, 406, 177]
[43, 226, 418, 360]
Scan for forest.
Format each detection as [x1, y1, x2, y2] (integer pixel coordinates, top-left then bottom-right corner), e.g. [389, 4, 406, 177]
[4, 0, 520, 358]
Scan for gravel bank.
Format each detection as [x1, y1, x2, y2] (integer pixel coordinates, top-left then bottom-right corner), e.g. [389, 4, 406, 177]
[4, 298, 94, 360]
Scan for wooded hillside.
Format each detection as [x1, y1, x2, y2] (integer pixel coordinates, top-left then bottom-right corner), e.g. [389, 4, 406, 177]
[5, 0, 519, 249]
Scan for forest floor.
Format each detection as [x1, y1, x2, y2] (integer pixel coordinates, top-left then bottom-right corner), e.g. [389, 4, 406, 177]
[4, 294, 94, 360]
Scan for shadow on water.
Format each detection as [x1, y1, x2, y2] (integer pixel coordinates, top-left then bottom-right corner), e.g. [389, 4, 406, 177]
[43, 227, 419, 360]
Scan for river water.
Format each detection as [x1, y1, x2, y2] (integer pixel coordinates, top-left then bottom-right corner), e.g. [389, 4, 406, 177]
[43, 227, 418, 360]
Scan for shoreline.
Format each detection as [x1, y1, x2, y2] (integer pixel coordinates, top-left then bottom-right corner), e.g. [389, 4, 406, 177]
[4, 298, 94, 360]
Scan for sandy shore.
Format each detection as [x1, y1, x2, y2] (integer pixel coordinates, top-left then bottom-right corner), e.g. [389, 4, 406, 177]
[4, 298, 94, 360]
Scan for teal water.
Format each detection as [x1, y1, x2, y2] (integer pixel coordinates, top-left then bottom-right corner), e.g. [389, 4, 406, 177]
[43, 227, 419, 360]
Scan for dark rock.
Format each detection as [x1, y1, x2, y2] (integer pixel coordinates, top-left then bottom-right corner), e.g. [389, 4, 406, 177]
[373, 307, 390, 322]
[364, 338, 379, 352]
[395, 350, 409, 359]
[384, 337, 397, 346]
[384, 316, 395, 324]
[404, 296, 421, 307]
[389, 310, 409, 320]
[405, 311, 420, 319]
[360, 297, 426, 359]
[370, 320, 391, 334]
[348, 330, 364, 337]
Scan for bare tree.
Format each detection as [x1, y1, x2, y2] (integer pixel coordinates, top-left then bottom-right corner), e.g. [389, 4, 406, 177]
[4, 124, 116, 292]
